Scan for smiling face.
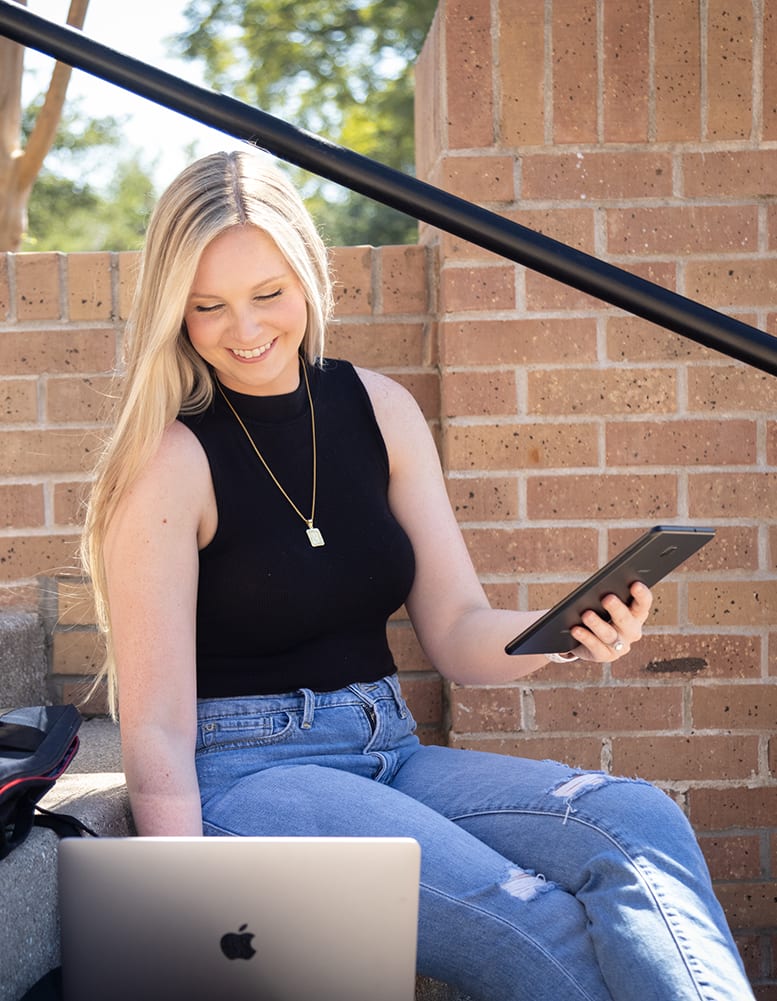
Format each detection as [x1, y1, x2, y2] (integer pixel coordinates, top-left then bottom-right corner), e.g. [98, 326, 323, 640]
[184, 225, 310, 396]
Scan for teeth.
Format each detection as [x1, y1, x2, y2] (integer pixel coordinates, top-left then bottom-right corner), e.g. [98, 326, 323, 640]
[231, 342, 273, 359]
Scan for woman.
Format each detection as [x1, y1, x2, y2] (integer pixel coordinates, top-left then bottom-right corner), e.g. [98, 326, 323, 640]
[83, 150, 754, 1001]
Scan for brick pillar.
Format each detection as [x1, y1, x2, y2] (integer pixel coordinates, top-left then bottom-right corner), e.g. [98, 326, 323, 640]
[415, 0, 777, 987]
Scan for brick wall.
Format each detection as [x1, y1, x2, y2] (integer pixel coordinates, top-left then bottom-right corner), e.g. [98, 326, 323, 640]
[414, 0, 776, 993]
[0, 0, 775, 991]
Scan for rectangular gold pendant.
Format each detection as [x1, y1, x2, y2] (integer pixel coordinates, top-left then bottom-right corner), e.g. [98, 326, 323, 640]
[306, 526, 325, 547]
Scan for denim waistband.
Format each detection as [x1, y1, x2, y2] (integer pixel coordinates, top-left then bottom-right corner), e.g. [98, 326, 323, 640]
[196, 673, 407, 730]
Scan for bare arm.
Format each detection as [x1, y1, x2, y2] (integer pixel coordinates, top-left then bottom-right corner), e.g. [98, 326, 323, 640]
[104, 421, 214, 835]
[358, 369, 652, 684]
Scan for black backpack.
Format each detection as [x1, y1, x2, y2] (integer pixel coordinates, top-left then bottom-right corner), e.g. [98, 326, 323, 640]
[0, 704, 95, 859]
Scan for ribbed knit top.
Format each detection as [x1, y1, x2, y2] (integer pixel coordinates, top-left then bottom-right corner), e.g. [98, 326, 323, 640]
[178, 359, 416, 697]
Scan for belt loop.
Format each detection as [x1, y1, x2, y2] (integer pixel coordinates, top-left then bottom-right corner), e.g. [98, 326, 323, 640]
[385, 674, 407, 718]
[300, 688, 315, 729]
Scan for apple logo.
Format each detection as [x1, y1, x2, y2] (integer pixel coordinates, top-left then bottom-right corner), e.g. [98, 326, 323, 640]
[220, 924, 256, 961]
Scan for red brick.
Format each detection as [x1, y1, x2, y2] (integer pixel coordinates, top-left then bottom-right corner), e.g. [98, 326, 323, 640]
[524, 271, 613, 313]
[440, 369, 517, 417]
[446, 475, 519, 522]
[330, 246, 373, 316]
[15, 254, 62, 321]
[706, 0, 755, 140]
[715, 882, 777, 931]
[527, 473, 677, 521]
[377, 246, 429, 315]
[387, 621, 432, 672]
[116, 251, 139, 321]
[56, 578, 97, 627]
[765, 3, 777, 141]
[439, 264, 516, 313]
[611, 734, 759, 781]
[683, 151, 777, 198]
[602, 1, 650, 142]
[444, 0, 495, 149]
[532, 685, 683, 733]
[527, 368, 677, 416]
[0, 534, 81, 583]
[52, 630, 103, 678]
[0, 379, 37, 422]
[498, 0, 545, 145]
[692, 784, 777, 832]
[685, 260, 777, 309]
[522, 152, 674, 201]
[699, 833, 763, 881]
[60, 679, 107, 716]
[606, 316, 711, 364]
[606, 206, 759, 257]
[450, 685, 522, 732]
[53, 481, 90, 527]
[327, 321, 426, 368]
[552, 0, 598, 143]
[692, 684, 777, 731]
[444, 422, 598, 471]
[461, 526, 598, 576]
[414, 8, 441, 182]
[66, 254, 112, 321]
[0, 485, 44, 528]
[45, 376, 116, 423]
[654, 0, 702, 141]
[688, 581, 777, 629]
[689, 472, 777, 520]
[606, 419, 756, 466]
[0, 254, 9, 318]
[449, 734, 603, 770]
[400, 676, 444, 726]
[688, 365, 777, 414]
[439, 317, 598, 366]
[507, 207, 597, 257]
[432, 155, 516, 203]
[0, 328, 116, 377]
[0, 429, 103, 476]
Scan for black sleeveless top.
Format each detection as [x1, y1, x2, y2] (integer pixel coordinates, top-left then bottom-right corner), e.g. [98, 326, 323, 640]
[178, 359, 416, 698]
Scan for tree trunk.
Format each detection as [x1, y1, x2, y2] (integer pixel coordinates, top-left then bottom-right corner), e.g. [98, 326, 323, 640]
[0, 0, 90, 251]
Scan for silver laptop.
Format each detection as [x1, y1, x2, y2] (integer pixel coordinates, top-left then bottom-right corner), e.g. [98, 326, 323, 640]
[59, 836, 420, 1001]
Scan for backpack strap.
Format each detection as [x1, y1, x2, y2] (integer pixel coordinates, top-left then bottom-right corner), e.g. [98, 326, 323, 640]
[34, 803, 98, 840]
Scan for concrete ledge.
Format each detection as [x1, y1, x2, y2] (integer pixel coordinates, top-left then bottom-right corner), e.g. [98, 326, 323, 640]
[0, 613, 48, 708]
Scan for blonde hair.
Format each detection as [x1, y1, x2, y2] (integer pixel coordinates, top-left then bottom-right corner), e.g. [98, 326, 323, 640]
[82, 150, 334, 715]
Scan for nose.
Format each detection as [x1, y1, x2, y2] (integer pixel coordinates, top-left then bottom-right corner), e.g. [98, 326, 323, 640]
[233, 305, 260, 344]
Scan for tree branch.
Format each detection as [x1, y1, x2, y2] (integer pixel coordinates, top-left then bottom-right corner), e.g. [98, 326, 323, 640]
[17, 0, 90, 189]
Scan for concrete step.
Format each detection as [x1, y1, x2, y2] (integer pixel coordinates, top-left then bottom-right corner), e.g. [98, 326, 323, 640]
[0, 613, 49, 708]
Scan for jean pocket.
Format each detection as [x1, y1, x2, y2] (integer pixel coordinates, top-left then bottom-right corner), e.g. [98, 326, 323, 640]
[198, 710, 295, 752]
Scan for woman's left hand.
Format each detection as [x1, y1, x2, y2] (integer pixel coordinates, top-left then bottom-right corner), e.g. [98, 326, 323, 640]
[568, 581, 653, 661]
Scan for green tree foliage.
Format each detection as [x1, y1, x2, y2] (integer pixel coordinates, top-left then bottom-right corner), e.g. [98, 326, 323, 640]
[21, 98, 157, 251]
[175, 0, 437, 245]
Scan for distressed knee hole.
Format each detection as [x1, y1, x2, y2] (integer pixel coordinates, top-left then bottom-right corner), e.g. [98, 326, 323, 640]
[500, 868, 552, 901]
[552, 773, 609, 800]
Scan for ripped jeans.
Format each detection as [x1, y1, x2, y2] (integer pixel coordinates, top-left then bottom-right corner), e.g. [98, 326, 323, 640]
[195, 676, 753, 1001]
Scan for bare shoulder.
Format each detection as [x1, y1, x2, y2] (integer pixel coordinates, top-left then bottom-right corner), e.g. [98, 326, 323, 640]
[353, 366, 435, 475]
[353, 366, 425, 430]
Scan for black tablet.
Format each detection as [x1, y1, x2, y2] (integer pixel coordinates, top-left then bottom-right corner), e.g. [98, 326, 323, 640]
[504, 525, 715, 656]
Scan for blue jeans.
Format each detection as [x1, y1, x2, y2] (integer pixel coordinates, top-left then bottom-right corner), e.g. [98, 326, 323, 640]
[195, 676, 753, 1001]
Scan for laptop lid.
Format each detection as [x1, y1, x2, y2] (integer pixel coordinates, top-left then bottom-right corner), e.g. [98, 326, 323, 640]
[59, 836, 420, 1001]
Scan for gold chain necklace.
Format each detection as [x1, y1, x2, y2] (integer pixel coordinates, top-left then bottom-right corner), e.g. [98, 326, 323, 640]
[215, 361, 325, 548]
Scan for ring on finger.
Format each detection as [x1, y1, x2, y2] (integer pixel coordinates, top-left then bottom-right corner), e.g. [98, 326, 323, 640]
[612, 637, 625, 652]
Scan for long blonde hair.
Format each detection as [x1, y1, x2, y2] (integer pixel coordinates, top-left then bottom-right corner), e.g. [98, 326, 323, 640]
[82, 150, 334, 715]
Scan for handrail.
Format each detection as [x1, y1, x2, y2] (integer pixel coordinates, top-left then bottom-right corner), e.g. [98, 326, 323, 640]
[1, 1, 776, 376]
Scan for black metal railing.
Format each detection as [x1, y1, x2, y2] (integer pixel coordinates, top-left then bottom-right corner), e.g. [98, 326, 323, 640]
[1, 0, 775, 376]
